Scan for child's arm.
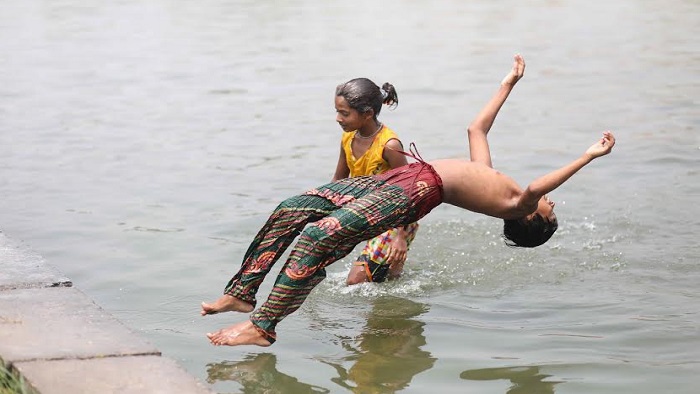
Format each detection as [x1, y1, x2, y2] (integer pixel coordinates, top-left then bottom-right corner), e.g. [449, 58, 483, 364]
[385, 229, 408, 267]
[516, 132, 616, 211]
[383, 139, 409, 170]
[468, 54, 525, 168]
[332, 144, 350, 181]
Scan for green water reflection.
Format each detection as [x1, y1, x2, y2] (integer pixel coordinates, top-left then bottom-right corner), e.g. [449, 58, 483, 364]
[460, 365, 563, 393]
[206, 352, 329, 393]
[322, 296, 436, 393]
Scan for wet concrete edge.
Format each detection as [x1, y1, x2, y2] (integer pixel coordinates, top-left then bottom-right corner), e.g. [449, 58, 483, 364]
[0, 231, 215, 394]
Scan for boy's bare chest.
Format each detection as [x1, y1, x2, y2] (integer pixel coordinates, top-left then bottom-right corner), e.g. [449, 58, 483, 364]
[433, 160, 519, 216]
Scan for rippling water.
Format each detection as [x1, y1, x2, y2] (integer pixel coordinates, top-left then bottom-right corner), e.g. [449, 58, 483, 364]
[1, 0, 699, 393]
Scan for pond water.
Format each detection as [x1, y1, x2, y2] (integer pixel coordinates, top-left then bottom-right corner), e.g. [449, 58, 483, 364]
[1, 0, 698, 393]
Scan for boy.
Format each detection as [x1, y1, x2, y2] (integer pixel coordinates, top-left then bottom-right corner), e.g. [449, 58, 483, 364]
[202, 54, 616, 347]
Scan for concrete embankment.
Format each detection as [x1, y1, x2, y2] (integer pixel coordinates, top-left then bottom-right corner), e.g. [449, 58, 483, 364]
[0, 231, 214, 394]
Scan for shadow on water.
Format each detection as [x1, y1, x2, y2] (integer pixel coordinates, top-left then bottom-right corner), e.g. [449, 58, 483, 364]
[460, 365, 563, 394]
[205, 353, 329, 394]
[319, 296, 436, 393]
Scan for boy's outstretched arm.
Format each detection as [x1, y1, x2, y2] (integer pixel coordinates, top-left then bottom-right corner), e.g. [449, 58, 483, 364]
[517, 132, 616, 210]
[468, 54, 525, 168]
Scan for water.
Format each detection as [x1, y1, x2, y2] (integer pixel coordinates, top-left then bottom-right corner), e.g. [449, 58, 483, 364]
[1, 0, 699, 392]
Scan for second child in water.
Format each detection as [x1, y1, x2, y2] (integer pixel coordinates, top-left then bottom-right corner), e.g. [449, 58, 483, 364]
[332, 78, 420, 285]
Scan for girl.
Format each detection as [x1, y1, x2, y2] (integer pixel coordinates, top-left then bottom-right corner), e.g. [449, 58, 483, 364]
[332, 78, 420, 284]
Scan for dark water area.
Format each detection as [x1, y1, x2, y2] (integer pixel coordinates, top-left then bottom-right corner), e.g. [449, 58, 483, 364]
[1, 0, 698, 393]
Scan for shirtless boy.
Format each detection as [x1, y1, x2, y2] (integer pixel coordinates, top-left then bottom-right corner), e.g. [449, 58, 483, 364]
[202, 54, 616, 347]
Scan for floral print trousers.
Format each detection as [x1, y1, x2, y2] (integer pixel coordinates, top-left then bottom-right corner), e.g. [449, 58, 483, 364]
[223, 176, 414, 343]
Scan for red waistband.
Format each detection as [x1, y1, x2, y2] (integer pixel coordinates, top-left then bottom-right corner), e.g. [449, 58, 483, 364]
[373, 157, 444, 221]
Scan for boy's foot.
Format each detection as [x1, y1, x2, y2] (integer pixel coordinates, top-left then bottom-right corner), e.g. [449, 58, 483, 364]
[206, 320, 272, 347]
[201, 294, 254, 316]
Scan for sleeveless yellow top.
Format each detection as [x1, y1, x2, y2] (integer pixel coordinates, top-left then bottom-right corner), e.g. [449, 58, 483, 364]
[341, 125, 399, 177]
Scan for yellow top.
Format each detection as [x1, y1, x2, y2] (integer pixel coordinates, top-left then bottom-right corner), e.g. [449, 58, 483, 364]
[341, 125, 400, 177]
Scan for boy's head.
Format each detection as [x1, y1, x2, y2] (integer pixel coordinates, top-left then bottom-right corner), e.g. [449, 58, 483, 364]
[502, 195, 558, 247]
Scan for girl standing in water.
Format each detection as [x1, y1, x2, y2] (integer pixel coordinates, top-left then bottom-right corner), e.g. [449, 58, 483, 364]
[332, 78, 420, 284]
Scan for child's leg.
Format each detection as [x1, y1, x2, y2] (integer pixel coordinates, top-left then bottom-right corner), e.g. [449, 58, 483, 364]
[346, 235, 384, 285]
[223, 194, 338, 306]
[249, 185, 412, 342]
[221, 177, 387, 305]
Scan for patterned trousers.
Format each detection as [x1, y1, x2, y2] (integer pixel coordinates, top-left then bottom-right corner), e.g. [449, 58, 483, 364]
[224, 176, 415, 343]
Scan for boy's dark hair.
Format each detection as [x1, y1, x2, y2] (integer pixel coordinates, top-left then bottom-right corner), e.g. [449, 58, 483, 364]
[336, 78, 398, 119]
[502, 214, 558, 248]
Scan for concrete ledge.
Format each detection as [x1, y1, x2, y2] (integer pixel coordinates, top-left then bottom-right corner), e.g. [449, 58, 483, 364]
[0, 233, 71, 290]
[14, 356, 212, 394]
[0, 231, 214, 393]
[0, 287, 160, 362]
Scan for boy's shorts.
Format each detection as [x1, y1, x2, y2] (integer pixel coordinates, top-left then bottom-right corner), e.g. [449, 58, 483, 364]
[354, 222, 419, 282]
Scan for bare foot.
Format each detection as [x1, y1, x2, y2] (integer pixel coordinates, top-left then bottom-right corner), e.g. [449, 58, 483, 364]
[206, 320, 272, 347]
[201, 294, 254, 316]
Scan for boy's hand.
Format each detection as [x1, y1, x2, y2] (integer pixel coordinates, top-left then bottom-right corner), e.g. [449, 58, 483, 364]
[501, 54, 525, 87]
[585, 131, 616, 159]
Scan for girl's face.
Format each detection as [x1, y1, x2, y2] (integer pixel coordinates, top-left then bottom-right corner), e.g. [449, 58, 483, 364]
[335, 96, 372, 132]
